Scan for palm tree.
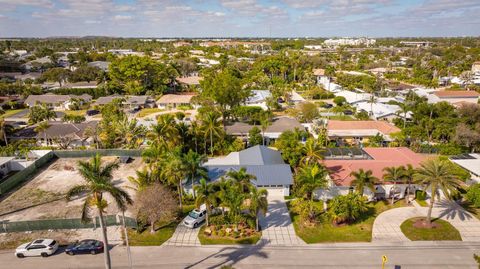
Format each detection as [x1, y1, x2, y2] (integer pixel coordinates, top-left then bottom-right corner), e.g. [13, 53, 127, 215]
[148, 114, 179, 149]
[300, 138, 324, 165]
[227, 167, 256, 193]
[402, 164, 416, 203]
[398, 103, 410, 129]
[34, 121, 50, 145]
[183, 150, 208, 198]
[127, 168, 154, 191]
[259, 114, 271, 146]
[414, 159, 464, 225]
[295, 164, 328, 200]
[194, 178, 216, 226]
[222, 183, 245, 230]
[66, 154, 132, 269]
[201, 111, 223, 156]
[162, 150, 187, 208]
[383, 166, 406, 204]
[248, 186, 268, 231]
[350, 169, 378, 196]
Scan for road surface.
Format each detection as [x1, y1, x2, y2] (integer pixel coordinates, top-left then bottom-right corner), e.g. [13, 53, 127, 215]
[1, 241, 479, 269]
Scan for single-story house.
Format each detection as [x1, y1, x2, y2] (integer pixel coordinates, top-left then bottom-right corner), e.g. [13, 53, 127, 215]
[450, 153, 480, 183]
[226, 117, 305, 141]
[95, 95, 153, 108]
[24, 94, 92, 110]
[156, 93, 197, 109]
[88, 61, 110, 72]
[177, 76, 202, 86]
[9, 121, 98, 148]
[334, 90, 372, 105]
[189, 145, 293, 197]
[245, 90, 271, 110]
[429, 91, 480, 105]
[327, 120, 401, 146]
[316, 147, 426, 201]
[51, 81, 99, 90]
[353, 101, 411, 122]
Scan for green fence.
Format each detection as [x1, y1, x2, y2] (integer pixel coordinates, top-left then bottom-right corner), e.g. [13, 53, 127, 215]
[0, 151, 56, 195]
[0, 215, 137, 233]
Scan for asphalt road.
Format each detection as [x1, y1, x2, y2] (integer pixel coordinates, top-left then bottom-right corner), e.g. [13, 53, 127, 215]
[1, 241, 479, 269]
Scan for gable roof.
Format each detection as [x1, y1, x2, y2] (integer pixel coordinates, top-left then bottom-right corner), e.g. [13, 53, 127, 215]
[95, 95, 149, 105]
[327, 120, 400, 136]
[157, 94, 196, 104]
[25, 94, 92, 106]
[226, 117, 304, 136]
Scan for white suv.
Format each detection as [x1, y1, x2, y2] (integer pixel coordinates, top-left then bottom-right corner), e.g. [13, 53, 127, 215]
[183, 208, 207, 228]
[16, 239, 59, 258]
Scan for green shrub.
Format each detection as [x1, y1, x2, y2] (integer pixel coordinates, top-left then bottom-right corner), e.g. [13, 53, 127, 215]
[416, 190, 427, 200]
[466, 184, 480, 208]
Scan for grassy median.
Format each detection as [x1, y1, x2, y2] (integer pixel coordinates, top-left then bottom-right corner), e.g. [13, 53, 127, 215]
[400, 217, 461, 241]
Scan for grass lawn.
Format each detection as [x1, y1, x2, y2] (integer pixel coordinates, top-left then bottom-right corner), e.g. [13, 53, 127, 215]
[64, 110, 87, 116]
[126, 204, 196, 246]
[327, 115, 355, 120]
[137, 108, 164, 118]
[0, 109, 25, 119]
[400, 217, 461, 241]
[288, 200, 407, 243]
[198, 226, 261, 245]
[416, 199, 428, 207]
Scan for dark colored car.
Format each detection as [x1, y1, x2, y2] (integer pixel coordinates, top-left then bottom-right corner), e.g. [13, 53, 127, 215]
[65, 240, 104, 255]
[343, 110, 354, 115]
[86, 110, 100, 116]
[322, 103, 333, 108]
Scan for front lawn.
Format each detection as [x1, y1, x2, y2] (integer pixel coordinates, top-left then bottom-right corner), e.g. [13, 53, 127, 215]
[198, 225, 261, 245]
[0, 109, 25, 119]
[126, 204, 195, 246]
[64, 110, 87, 116]
[288, 199, 407, 243]
[400, 217, 461, 241]
[415, 199, 428, 207]
[137, 108, 164, 118]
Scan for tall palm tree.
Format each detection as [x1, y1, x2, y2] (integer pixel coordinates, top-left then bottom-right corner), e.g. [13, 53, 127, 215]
[201, 112, 223, 156]
[127, 168, 154, 191]
[415, 159, 464, 225]
[227, 167, 256, 193]
[183, 150, 208, 198]
[295, 164, 328, 200]
[194, 178, 216, 226]
[162, 150, 187, 208]
[259, 114, 271, 146]
[66, 154, 132, 269]
[300, 138, 324, 165]
[383, 166, 406, 204]
[402, 164, 416, 203]
[398, 103, 410, 129]
[248, 186, 268, 231]
[350, 169, 378, 196]
[34, 121, 50, 145]
[222, 182, 245, 230]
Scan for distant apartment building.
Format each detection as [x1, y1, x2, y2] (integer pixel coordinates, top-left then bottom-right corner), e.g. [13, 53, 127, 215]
[324, 38, 376, 47]
[400, 41, 433, 47]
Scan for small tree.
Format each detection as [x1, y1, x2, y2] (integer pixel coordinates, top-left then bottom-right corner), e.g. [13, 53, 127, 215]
[333, 96, 346, 107]
[350, 169, 378, 196]
[248, 126, 263, 146]
[135, 184, 178, 233]
[328, 192, 368, 225]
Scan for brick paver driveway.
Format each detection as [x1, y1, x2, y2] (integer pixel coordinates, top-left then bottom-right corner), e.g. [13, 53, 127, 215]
[259, 196, 305, 246]
[373, 200, 480, 242]
[165, 224, 201, 246]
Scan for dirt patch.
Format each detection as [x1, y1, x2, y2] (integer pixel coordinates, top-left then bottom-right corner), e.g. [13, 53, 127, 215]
[0, 157, 143, 221]
[413, 218, 440, 229]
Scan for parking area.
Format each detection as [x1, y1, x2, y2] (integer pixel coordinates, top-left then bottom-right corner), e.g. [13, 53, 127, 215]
[165, 224, 201, 247]
[259, 197, 305, 246]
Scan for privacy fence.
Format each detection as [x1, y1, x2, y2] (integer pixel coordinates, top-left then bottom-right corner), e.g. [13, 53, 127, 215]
[0, 149, 142, 195]
[0, 214, 137, 233]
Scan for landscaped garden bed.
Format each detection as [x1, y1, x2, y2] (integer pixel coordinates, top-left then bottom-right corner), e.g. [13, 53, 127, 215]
[288, 199, 408, 243]
[400, 217, 461, 241]
[198, 224, 261, 245]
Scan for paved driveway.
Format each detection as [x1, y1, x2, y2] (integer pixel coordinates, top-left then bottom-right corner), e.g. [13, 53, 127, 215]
[165, 224, 201, 246]
[373, 200, 480, 242]
[259, 196, 305, 246]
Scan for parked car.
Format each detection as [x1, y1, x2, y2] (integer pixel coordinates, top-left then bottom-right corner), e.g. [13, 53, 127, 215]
[65, 239, 104, 255]
[15, 239, 59, 258]
[86, 109, 100, 116]
[183, 208, 207, 228]
[343, 110, 353, 115]
[322, 103, 333, 108]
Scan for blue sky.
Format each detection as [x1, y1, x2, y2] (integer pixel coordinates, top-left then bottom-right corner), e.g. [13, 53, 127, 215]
[0, 0, 479, 37]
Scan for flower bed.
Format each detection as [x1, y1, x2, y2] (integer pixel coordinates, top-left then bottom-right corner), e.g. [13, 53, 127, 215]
[198, 224, 261, 245]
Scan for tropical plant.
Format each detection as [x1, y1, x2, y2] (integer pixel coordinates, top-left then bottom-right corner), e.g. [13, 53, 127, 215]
[300, 137, 324, 165]
[248, 186, 268, 231]
[66, 154, 132, 269]
[148, 114, 179, 149]
[383, 166, 406, 204]
[295, 164, 328, 200]
[328, 192, 368, 225]
[127, 168, 155, 191]
[414, 158, 464, 225]
[162, 149, 188, 207]
[350, 169, 378, 196]
[34, 121, 50, 145]
[402, 164, 416, 203]
[194, 178, 217, 226]
[183, 150, 208, 198]
[248, 126, 263, 146]
[226, 167, 256, 193]
[0, 118, 8, 145]
[201, 111, 223, 156]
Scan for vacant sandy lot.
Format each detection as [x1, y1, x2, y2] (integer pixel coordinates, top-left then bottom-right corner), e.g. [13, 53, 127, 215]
[0, 157, 143, 221]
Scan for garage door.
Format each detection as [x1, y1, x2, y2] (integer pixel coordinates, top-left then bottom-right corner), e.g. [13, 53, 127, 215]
[264, 187, 285, 197]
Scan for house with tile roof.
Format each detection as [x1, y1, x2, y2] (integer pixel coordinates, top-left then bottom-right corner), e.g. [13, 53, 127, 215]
[429, 90, 480, 105]
[327, 120, 401, 146]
